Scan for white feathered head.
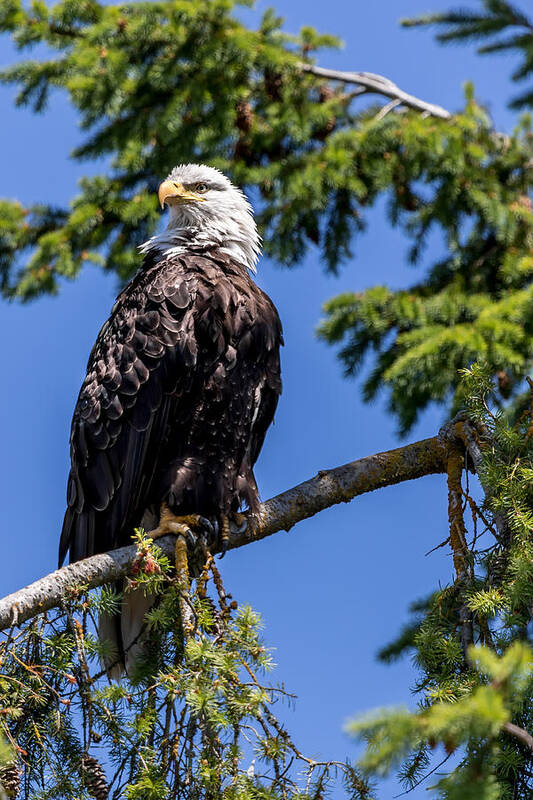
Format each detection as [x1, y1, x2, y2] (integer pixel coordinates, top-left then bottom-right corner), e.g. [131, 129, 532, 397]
[141, 164, 260, 273]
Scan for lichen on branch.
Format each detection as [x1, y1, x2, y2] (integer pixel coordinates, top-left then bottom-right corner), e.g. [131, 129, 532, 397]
[0, 434, 449, 632]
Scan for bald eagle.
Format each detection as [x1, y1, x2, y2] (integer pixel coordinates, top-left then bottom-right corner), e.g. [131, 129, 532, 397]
[59, 164, 282, 674]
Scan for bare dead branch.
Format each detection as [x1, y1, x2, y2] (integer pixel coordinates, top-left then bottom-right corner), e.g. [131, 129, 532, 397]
[0, 435, 448, 631]
[373, 99, 402, 122]
[299, 62, 452, 120]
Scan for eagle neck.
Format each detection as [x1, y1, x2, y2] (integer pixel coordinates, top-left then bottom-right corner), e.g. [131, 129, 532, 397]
[140, 215, 260, 274]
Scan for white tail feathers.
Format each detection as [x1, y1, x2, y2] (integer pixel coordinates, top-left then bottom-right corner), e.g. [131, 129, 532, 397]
[98, 589, 156, 680]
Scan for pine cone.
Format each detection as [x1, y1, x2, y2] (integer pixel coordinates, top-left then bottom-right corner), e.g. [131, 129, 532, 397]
[235, 101, 253, 133]
[81, 754, 109, 800]
[317, 84, 335, 103]
[233, 138, 253, 164]
[0, 763, 21, 798]
[497, 369, 513, 398]
[264, 68, 283, 101]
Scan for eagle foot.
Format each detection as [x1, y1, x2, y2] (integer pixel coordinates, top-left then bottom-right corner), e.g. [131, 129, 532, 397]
[240, 512, 261, 540]
[232, 512, 249, 533]
[218, 512, 251, 558]
[149, 506, 217, 550]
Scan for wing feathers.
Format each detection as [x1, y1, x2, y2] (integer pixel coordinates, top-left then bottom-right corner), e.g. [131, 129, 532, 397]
[60, 249, 282, 566]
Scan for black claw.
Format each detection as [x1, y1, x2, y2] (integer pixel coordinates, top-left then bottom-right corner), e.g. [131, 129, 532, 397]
[218, 540, 228, 559]
[198, 516, 215, 538]
[185, 527, 197, 548]
[198, 517, 218, 550]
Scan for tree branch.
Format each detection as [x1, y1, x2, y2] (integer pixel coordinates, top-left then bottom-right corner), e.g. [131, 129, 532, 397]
[299, 62, 452, 120]
[503, 722, 533, 754]
[0, 435, 449, 631]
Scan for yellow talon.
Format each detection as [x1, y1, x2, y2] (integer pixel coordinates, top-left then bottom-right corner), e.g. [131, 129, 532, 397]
[149, 505, 206, 539]
[232, 512, 248, 529]
[147, 504, 214, 578]
[220, 516, 230, 555]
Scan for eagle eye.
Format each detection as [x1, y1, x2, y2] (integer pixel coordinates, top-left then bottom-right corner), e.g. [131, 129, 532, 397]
[195, 182, 208, 193]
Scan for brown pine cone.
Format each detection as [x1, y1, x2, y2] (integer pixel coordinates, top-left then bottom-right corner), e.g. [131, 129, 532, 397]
[80, 754, 109, 800]
[0, 763, 21, 799]
[264, 68, 283, 101]
[318, 84, 335, 103]
[497, 369, 513, 398]
[235, 101, 253, 133]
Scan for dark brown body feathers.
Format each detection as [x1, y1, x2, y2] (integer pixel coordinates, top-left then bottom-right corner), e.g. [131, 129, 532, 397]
[59, 248, 282, 566]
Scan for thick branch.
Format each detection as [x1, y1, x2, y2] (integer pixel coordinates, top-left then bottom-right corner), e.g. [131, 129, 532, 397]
[0, 435, 447, 632]
[299, 63, 452, 120]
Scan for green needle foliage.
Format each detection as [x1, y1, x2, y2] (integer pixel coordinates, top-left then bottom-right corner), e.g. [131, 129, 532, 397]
[317, 95, 533, 433]
[0, 533, 364, 799]
[5, 1, 533, 431]
[346, 364, 533, 798]
[349, 642, 533, 800]
[5, 368, 533, 799]
[0, 0, 345, 295]
[403, 1, 533, 111]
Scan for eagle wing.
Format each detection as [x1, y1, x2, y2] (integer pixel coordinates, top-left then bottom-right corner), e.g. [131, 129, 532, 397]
[248, 308, 282, 469]
[59, 250, 282, 566]
[59, 254, 200, 564]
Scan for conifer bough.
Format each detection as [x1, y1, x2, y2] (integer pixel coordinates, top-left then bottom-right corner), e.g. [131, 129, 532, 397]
[4, 0, 533, 435]
[0, 419, 475, 632]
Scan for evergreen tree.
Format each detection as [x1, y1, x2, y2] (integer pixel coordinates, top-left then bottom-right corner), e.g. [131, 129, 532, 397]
[0, 540, 365, 799]
[403, 1, 533, 111]
[3, 0, 533, 431]
[3, 2, 533, 798]
[348, 363, 533, 799]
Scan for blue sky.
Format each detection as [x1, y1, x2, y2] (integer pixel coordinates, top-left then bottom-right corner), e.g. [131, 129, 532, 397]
[0, 0, 524, 796]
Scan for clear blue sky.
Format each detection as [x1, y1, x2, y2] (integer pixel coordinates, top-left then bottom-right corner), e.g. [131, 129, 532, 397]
[0, 1, 522, 796]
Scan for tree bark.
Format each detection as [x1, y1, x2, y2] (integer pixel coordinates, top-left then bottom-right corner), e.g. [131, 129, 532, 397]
[0, 434, 449, 631]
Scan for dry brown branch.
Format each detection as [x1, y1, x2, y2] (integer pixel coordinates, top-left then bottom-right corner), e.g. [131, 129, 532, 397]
[298, 62, 452, 119]
[0, 433, 454, 632]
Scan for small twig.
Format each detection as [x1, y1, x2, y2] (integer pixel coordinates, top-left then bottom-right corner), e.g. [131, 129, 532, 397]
[47, 22, 83, 38]
[374, 98, 402, 121]
[394, 753, 452, 797]
[461, 488, 498, 541]
[66, 610, 94, 751]
[424, 536, 451, 557]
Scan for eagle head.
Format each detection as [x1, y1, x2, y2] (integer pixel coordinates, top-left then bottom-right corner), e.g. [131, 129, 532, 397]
[144, 163, 260, 273]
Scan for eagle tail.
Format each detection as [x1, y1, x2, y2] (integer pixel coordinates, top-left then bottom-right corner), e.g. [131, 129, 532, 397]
[98, 587, 157, 679]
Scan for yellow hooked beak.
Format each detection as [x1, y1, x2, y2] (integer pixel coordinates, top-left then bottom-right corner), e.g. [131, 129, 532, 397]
[158, 180, 206, 208]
